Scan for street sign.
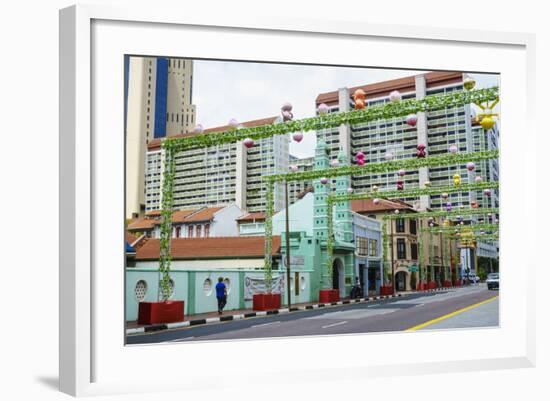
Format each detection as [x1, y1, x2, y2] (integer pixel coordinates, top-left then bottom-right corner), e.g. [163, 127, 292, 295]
[408, 265, 419, 273]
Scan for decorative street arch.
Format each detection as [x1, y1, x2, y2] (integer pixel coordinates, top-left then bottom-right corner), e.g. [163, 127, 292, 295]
[155, 86, 500, 300]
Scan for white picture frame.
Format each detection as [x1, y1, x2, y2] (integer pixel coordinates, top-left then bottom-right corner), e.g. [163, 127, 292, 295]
[59, 4, 536, 397]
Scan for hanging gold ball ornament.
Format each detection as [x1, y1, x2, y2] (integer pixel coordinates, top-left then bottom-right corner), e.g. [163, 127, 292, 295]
[424, 181, 431, 188]
[480, 116, 496, 130]
[464, 76, 476, 91]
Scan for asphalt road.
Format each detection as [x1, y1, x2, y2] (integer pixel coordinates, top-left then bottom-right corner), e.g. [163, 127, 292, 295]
[127, 285, 499, 345]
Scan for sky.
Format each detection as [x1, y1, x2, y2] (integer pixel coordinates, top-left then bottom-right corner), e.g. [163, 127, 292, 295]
[192, 59, 499, 158]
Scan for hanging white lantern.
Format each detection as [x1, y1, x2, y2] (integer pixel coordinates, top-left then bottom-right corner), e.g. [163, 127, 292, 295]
[475, 176, 483, 183]
[330, 159, 340, 167]
[373, 198, 380, 205]
[318, 103, 329, 115]
[384, 152, 394, 161]
[347, 187, 354, 194]
[389, 90, 402, 102]
[193, 124, 204, 134]
[290, 165, 299, 172]
[320, 177, 328, 185]
[466, 162, 476, 171]
[398, 169, 406, 177]
[449, 144, 458, 154]
[228, 118, 239, 128]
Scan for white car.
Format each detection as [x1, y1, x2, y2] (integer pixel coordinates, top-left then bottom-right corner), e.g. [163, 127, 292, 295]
[486, 273, 499, 290]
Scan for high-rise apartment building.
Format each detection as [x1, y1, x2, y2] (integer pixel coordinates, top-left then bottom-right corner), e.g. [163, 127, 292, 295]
[145, 117, 289, 213]
[125, 56, 196, 219]
[288, 155, 314, 202]
[315, 71, 500, 213]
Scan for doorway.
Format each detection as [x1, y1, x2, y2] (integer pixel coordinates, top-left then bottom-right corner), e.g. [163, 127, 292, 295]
[332, 258, 345, 297]
[396, 271, 407, 292]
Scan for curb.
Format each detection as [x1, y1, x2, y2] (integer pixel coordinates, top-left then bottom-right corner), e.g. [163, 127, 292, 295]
[126, 293, 405, 335]
[126, 286, 462, 335]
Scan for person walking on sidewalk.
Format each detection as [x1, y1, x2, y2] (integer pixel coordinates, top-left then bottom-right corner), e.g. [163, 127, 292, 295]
[216, 277, 227, 315]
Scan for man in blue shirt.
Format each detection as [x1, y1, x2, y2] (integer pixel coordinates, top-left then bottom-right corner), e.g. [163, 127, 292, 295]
[215, 277, 227, 314]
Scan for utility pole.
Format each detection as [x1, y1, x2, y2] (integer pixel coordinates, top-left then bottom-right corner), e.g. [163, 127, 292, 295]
[285, 180, 291, 309]
[390, 219, 395, 294]
[439, 232, 444, 286]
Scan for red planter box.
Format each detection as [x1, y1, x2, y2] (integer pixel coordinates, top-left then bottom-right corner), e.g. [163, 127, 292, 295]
[319, 289, 340, 303]
[427, 281, 437, 290]
[138, 301, 184, 325]
[417, 282, 427, 291]
[252, 293, 281, 311]
[443, 280, 453, 288]
[380, 285, 394, 296]
[454, 279, 462, 287]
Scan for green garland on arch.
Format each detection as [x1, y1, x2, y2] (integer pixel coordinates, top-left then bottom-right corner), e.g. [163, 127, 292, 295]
[422, 223, 498, 234]
[160, 87, 499, 153]
[382, 208, 499, 221]
[267, 150, 499, 184]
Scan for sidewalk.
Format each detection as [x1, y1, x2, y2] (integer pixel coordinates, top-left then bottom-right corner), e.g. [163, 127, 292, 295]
[126, 285, 456, 335]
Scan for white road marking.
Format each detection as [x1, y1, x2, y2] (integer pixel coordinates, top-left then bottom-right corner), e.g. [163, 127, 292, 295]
[415, 303, 425, 308]
[165, 336, 195, 343]
[322, 321, 348, 329]
[251, 321, 281, 328]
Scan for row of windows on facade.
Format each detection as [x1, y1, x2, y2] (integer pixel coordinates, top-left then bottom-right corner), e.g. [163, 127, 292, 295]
[356, 237, 379, 257]
[174, 223, 211, 238]
[396, 239, 418, 260]
[166, 112, 194, 124]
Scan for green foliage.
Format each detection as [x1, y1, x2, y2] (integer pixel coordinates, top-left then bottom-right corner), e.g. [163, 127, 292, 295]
[161, 87, 499, 153]
[268, 150, 499, 184]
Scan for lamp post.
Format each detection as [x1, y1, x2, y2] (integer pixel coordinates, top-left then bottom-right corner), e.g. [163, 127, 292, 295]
[285, 180, 291, 309]
[390, 219, 395, 294]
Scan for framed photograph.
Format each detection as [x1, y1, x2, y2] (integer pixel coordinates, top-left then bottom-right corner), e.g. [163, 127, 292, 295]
[60, 4, 535, 397]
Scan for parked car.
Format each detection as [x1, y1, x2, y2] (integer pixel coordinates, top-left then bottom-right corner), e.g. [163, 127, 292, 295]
[464, 272, 480, 284]
[486, 273, 499, 290]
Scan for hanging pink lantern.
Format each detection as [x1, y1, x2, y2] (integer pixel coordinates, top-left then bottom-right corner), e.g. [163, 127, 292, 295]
[389, 90, 402, 102]
[290, 165, 299, 172]
[320, 177, 328, 185]
[357, 159, 365, 166]
[416, 144, 426, 158]
[475, 176, 482, 183]
[243, 138, 255, 148]
[398, 169, 406, 177]
[318, 103, 329, 115]
[446, 202, 452, 212]
[397, 180, 404, 190]
[193, 124, 204, 134]
[484, 189, 492, 197]
[495, 218, 499, 223]
[228, 118, 239, 128]
[331, 159, 340, 167]
[373, 198, 380, 205]
[449, 144, 458, 154]
[384, 152, 394, 161]
[355, 151, 365, 160]
[347, 187, 354, 194]
[282, 110, 293, 121]
[394, 209, 400, 214]
[466, 162, 476, 171]
[281, 102, 292, 112]
[405, 114, 417, 127]
[292, 132, 303, 143]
